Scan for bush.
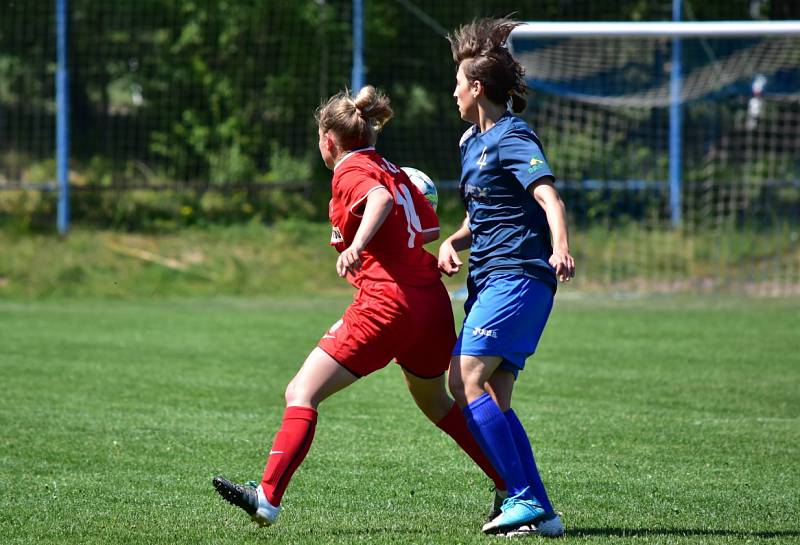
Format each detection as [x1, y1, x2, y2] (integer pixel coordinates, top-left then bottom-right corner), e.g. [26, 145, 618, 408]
[0, 184, 323, 233]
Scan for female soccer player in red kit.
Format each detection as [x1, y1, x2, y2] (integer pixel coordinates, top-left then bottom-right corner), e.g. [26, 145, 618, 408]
[212, 85, 504, 527]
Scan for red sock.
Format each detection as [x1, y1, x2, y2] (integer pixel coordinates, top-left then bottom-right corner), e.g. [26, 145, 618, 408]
[261, 406, 318, 506]
[436, 402, 506, 490]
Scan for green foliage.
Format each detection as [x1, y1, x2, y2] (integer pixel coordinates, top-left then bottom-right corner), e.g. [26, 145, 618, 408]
[0, 190, 57, 234]
[1, 133, 324, 230]
[264, 143, 313, 184]
[0, 183, 321, 234]
[1, 0, 798, 234]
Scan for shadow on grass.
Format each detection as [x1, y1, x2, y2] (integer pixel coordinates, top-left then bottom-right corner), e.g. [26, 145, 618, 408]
[572, 527, 800, 539]
[282, 527, 450, 539]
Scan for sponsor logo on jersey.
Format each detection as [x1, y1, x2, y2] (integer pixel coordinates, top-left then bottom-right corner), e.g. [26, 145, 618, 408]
[330, 226, 344, 244]
[528, 157, 545, 174]
[472, 326, 498, 338]
[464, 184, 490, 201]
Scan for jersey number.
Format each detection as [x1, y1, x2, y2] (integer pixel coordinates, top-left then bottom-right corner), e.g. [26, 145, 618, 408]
[382, 158, 423, 248]
[477, 146, 488, 169]
[396, 183, 423, 248]
[381, 158, 400, 174]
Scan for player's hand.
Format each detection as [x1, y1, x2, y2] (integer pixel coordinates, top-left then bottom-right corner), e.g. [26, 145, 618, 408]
[336, 245, 363, 277]
[438, 240, 462, 277]
[549, 249, 575, 283]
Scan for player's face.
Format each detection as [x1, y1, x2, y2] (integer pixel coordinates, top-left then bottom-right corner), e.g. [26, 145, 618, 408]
[318, 127, 336, 170]
[454, 62, 478, 123]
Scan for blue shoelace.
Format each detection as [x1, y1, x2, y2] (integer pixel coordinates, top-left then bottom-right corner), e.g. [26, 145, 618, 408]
[500, 487, 542, 513]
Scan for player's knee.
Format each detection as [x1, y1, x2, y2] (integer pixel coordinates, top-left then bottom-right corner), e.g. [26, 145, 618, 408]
[284, 378, 311, 407]
[283, 382, 297, 406]
[454, 366, 489, 405]
[448, 372, 468, 407]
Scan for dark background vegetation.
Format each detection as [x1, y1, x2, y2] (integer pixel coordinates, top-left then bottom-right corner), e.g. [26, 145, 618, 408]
[1, 0, 798, 231]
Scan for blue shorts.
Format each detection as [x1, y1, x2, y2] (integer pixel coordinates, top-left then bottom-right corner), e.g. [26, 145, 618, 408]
[453, 273, 554, 377]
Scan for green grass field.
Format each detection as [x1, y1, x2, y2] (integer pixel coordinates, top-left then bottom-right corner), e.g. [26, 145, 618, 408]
[1, 295, 798, 544]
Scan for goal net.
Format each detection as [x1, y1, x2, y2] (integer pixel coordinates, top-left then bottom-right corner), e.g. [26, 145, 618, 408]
[510, 22, 800, 295]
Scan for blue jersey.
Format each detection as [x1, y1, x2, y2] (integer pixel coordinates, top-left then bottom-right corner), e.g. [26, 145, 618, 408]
[459, 112, 557, 292]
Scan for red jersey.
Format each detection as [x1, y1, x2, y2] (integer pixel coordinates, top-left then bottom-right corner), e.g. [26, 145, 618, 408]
[328, 147, 440, 287]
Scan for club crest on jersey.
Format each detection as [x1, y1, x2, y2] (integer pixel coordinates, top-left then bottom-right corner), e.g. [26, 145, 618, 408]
[330, 226, 344, 244]
[528, 157, 544, 173]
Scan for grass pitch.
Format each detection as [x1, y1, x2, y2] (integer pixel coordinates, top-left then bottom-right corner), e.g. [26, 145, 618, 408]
[1, 295, 798, 544]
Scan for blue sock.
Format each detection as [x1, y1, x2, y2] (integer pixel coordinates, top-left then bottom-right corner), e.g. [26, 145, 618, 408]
[462, 393, 530, 498]
[505, 408, 554, 513]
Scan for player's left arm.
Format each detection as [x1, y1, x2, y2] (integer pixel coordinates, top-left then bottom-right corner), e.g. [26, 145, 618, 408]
[529, 177, 576, 283]
[337, 187, 393, 277]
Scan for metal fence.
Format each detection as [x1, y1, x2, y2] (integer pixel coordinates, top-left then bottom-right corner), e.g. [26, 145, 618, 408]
[1, 0, 798, 293]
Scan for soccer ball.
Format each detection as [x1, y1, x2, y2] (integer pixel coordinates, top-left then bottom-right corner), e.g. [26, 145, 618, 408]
[401, 166, 438, 211]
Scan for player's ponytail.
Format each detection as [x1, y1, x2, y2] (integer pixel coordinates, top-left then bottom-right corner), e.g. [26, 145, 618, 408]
[509, 90, 527, 113]
[316, 86, 394, 150]
[353, 85, 393, 131]
[448, 17, 528, 113]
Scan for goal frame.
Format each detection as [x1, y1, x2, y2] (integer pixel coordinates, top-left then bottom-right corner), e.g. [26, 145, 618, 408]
[510, 20, 800, 226]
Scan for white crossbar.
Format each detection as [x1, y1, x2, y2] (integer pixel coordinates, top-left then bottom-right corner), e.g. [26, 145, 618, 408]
[513, 21, 800, 38]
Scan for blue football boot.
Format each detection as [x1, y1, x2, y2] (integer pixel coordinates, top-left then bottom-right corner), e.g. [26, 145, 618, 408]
[481, 487, 546, 535]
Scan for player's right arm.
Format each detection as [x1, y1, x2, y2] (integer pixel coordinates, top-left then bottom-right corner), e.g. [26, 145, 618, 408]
[437, 214, 471, 276]
[422, 229, 440, 244]
[336, 187, 393, 277]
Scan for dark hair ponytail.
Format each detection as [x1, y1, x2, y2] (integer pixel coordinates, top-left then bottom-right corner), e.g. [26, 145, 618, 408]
[447, 17, 528, 113]
[510, 92, 527, 113]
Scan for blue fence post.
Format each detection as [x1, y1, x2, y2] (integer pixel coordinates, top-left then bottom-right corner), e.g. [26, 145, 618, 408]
[351, 0, 364, 91]
[56, 0, 70, 235]
[669, 0, 682, 227]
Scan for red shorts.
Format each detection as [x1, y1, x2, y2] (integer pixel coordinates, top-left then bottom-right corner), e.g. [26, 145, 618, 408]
[317, 280, 456, 378]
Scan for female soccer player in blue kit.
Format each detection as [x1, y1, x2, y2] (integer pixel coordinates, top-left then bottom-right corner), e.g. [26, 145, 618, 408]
[439, 18, 576, 537]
